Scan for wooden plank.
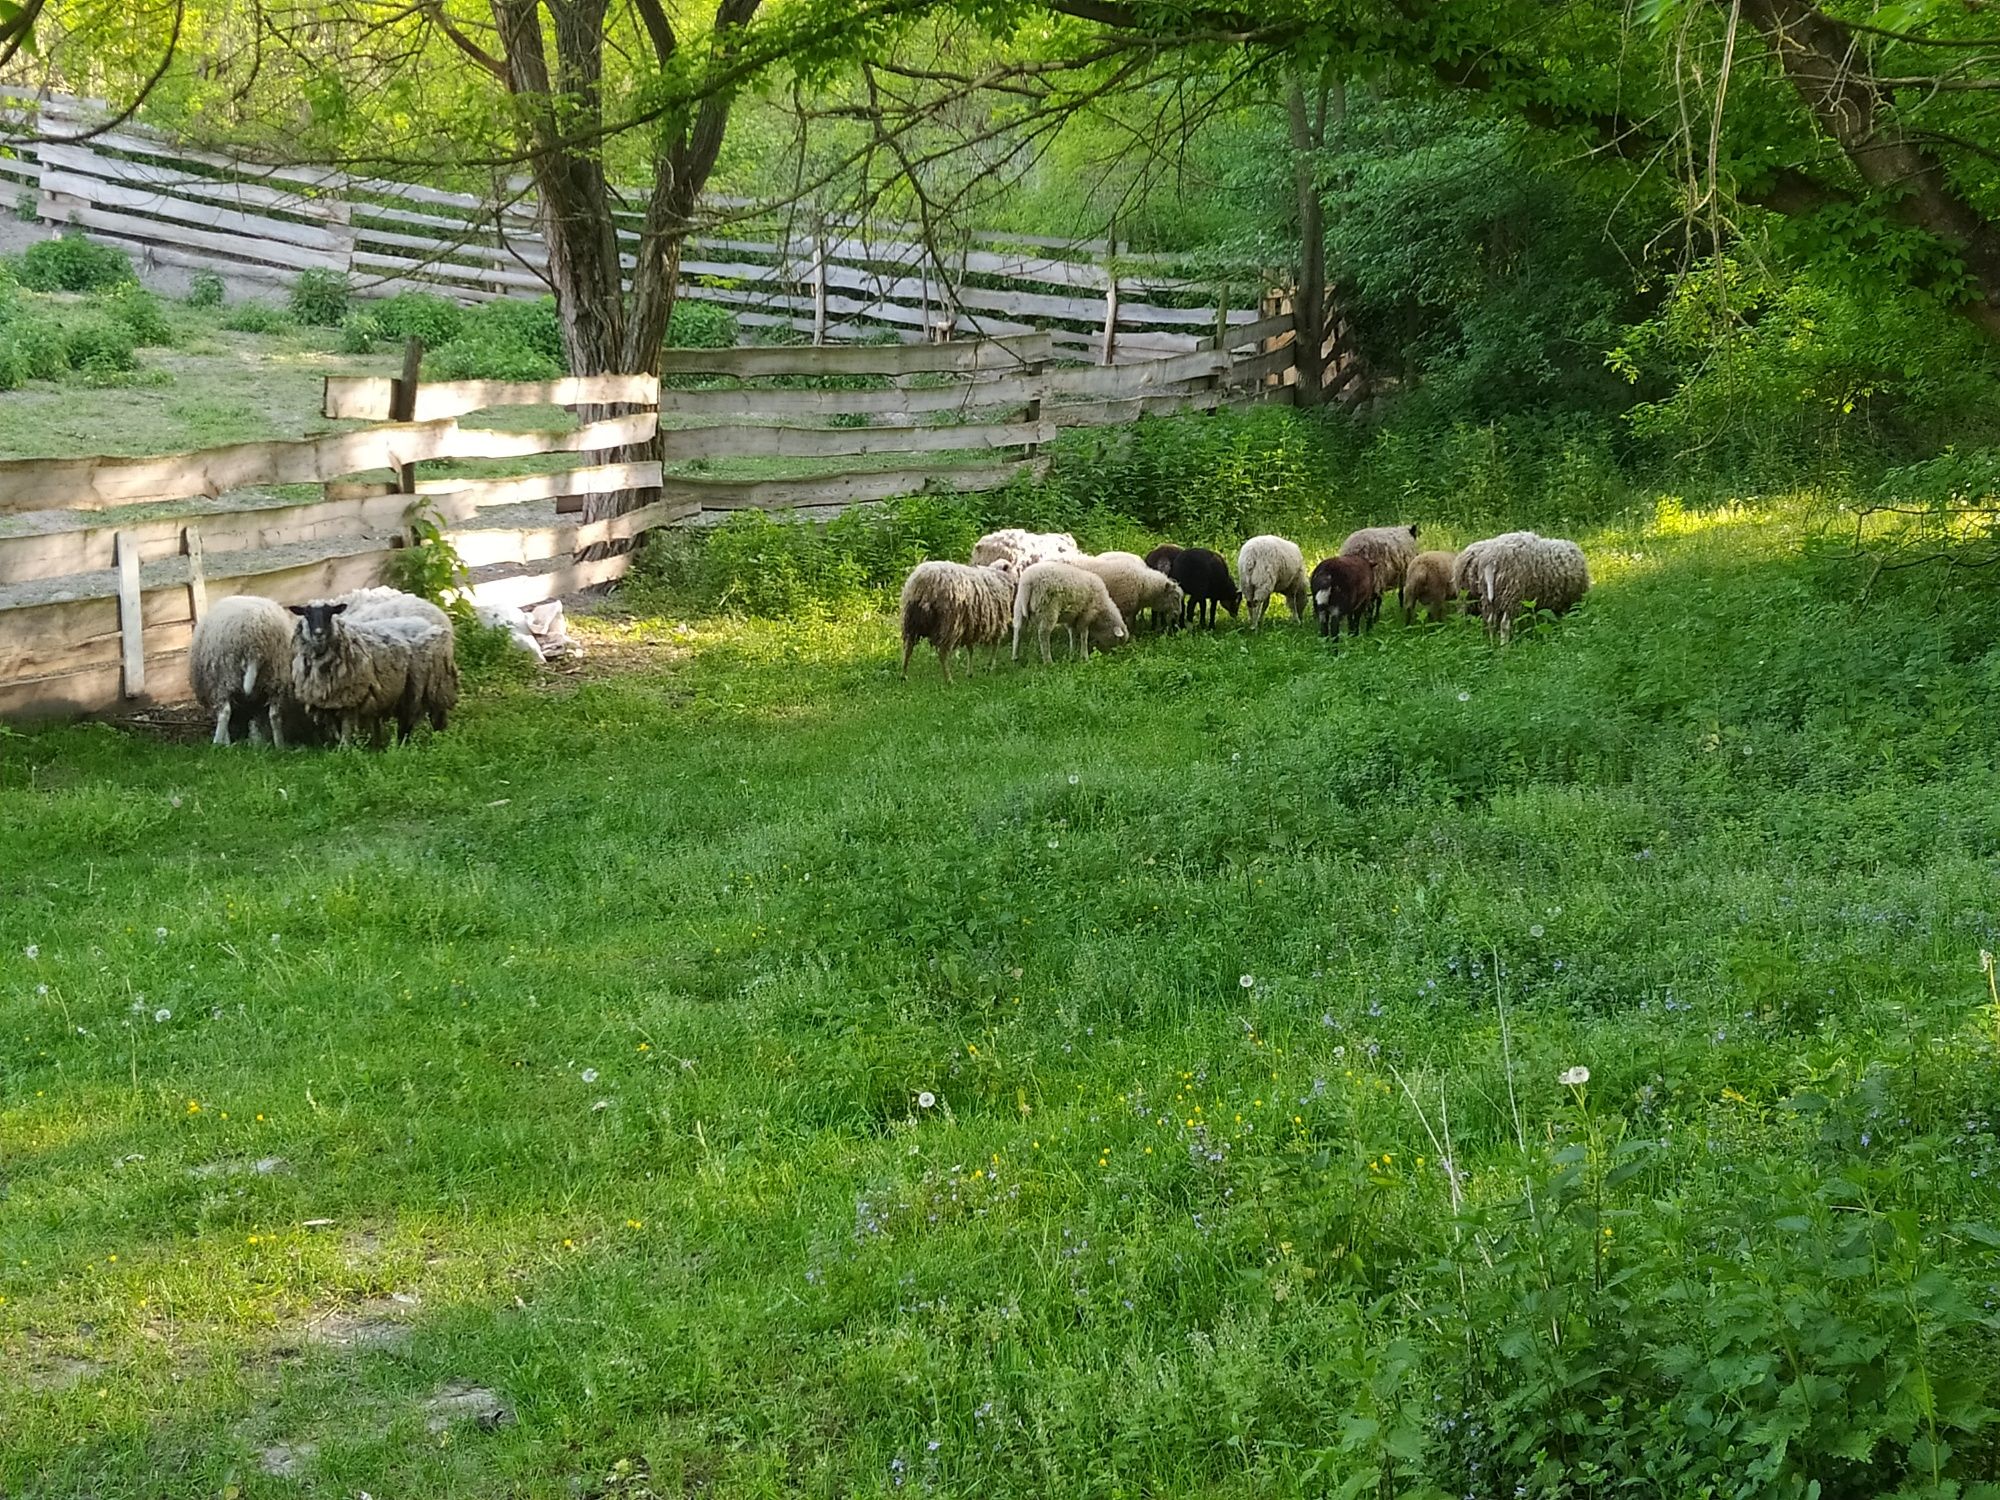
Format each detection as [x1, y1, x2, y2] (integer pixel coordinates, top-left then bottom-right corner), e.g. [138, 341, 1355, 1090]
[183, 527, 207, 625]
[0, 420, 463, 513]
[77, 235, 298, 290]
[115, 531, 144, 698]
[664, 418, 1049, 461]
[351, 248, 549, 294]
[413, 461, 663, 510]
[34, 141, 351, 222]
[38, 198, 350, 273]
[659, 459, 1034, 513]
[463, 551, 635, 611]
[654, 333, 1052, 378]
[1229, 311, 1297, 349]
[324, 373, 660, 422]
[1048, 389, 1237, 427]
[1048, 327, 1202, 357]
[655, 376, 1043, 420]
[1040, 348, 1229, 400]
[446, 496, 689, 569]
[1230, 345, 1298, 386]
[33, 106, 348, 191]
[0, 654, 193, 725]
[443, 411, 655, 459]
[37, 167, 353, 251]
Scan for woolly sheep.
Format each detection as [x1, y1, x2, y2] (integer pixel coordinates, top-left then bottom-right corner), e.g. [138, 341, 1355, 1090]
[1236, 535, 1310, 630]
[288, 602, 448, 746]
[971, 528, 1081, 570]
[1165, 547, 1241, 627]
[190, 595, 296, 747]
[1450, 531, 1537, 612]
[1339, 523, 1421, 623]
[336, 586, 459, 729]
[900, 560, 1019, 683]
[1011, 560, 1128, 665]
[1400, 549, 1461, 626]
[1143, 542, 1182, 574]
[1072, 551, 1185, 633]
[1470, 533, 1591, 642]
[1309, 555, 1378, 639]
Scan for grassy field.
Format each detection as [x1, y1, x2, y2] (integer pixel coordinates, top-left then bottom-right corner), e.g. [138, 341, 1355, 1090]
[5, 481, 2000, 1497]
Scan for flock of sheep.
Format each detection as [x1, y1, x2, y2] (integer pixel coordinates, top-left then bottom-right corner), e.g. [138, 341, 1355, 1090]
[899, 524, 1591, 681]
[188, 586, 460, 749]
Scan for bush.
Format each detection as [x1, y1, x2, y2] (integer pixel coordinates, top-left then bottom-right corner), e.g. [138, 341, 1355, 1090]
[63, 316, 137, 373]
[289, 269, 351, 326]
[469, 296, 564, 366]
[337, 312, 385, 354]
[13, 234, 136, 293]
[667, 299, 738, 350]
[97, 284, 173, 346]
[4, 315, 70, 381]
[424, 330, 563, 382]
[184, 269, 224, 309]
[221, 301, 293, 334]
[373, 291, 465, 348]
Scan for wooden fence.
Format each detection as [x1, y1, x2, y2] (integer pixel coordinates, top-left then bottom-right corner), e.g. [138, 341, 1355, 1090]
[0, 324, 1297, 723]
[2, 92, 1281, 363]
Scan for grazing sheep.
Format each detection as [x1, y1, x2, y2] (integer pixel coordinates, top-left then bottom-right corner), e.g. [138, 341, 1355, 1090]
[1339, 523, 1422, 623]
[1469, 533, 1591, 642]
[1166, 547, 1242, 627]
[900, 560, 1019, 682]
[971, 528, 1080, 570]
[1143, 542, 1182, 574]
[190, 595, 296, 747]
[1451, 531, 1538, 618]
[1400, 549, 1462, 625]
[1236, 535, 1311, 630]
[1309, 556, 1379, 639]
[288, 602, 447, 746]
[1072, 551, 1185, 633]
[1011, 560, 1128, 665]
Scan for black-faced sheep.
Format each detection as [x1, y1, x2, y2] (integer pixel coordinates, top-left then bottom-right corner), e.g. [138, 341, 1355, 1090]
[1339, 524, 1421, 624]
[1011, 560, 1128, 664]
[289, 602, 449, 746]
[1400, 549, 1461, 625]
[1309, 555, 1378, 639]
[971, 528, 1080, 570]
[190, 595, 296, 747]
[899, 560, 1018, 682]
[1072, 551, 1184, 634]
[1143, 542, 1182, 574]
[1468, 533, 1590, 642]
[1236, 535, 1310, 630]
[1166, 547, 1241, 627]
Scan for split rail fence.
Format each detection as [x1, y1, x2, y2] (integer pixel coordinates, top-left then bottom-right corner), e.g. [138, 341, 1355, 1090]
[0, 91, 1294, 364]
[0, 323, 1298, 723]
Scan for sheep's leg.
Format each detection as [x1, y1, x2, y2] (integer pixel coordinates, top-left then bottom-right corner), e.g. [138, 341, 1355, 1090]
[267, 702, 287, 750]
[1011, 614, 1025, 662]
[901, 635, 915, 680]
[211, 704, 233, 746]
[247, 713, 270, 746]
[1037, 617, 1055, 666]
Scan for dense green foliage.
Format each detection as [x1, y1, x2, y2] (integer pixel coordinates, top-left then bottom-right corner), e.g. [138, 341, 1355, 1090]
[10, 233, 136, 293]
[183, 269, 225, 309]
[288, 270, 352, 328]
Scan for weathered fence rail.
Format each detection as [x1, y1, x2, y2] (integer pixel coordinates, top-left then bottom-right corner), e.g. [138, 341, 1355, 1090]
[0, 321, 1298, 723]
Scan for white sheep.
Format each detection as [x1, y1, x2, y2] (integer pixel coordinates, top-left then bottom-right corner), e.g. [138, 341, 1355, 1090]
[1011, 560, 1128, 665]
[1236, 535, 1310, 630]
[1451, 532, 1539, 617]
[1400, 549, 1462, 625]
[288, 601, 449, 746]
[1339, 524, 1422, 622]
[190, 595, 295, 747]
[899, 560, 1019, 683]
[1071, 551, 1185, 633]
[1471, 533, 1591, 642]
[338, 585, 451, 632]
[337, 586, 459, 730]
[971, 528, 1081, 570]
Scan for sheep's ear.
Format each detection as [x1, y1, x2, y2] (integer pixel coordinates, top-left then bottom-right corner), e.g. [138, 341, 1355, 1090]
[286, 604, 308, 616]
[329, 602, 348, 616]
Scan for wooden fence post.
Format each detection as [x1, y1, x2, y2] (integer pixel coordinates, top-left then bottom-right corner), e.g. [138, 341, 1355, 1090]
[114, 530, 144, 699]
[390, 337, 424, 520]
[810, 234, 828, 346]
[1100, 273, 1120, 366]
[1024, 357, 1046, 462]
[183, 525, 207, 626]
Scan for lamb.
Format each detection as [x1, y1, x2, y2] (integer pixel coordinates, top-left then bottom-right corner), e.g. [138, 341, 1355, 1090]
[288, 601, 449, 746]
[1400, 549, 1462, 625]
[1011, 560, 1128, 665]
[1166, 547, 1242, 627]
[1339, 523, 1422, 623]
[1143, 542, 1182, 574]
[1236, 535, 1311, 630]
[1072, 551, 1185, 633]
[1309, 555, 1379, 639]
[970, 528, 1081, 570]
[190, 595, 296, 747]
[1467, 533, 1591, 642]
[899, 560, 1019, 683]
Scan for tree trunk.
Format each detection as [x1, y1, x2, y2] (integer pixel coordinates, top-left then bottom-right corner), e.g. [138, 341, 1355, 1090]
[1284, 76, 1326, 408]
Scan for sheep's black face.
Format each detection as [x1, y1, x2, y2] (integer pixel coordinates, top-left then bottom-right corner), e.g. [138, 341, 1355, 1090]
[288, 600, 348, 648]
[1224, 589, 1242, 617]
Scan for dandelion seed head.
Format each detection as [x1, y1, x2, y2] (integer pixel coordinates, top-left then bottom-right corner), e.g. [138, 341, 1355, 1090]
[1239, 974, 1255, 989]
[153, 1008, 171, 1024]
[917, 1091, 936, 1109]
[580, 1068, 598, 1084]
[1559, 1065, 1590, 1087]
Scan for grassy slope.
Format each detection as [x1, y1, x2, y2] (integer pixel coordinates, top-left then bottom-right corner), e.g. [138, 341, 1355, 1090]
[4, 496, 1999, 1496]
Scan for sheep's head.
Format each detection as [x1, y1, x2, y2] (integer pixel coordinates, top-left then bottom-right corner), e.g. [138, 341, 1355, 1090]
[287, 600, 348, 650]
[1162, 579, 1185, 613]
[1223, 586, 1243, 617]
[1406, 523, 1420, 539]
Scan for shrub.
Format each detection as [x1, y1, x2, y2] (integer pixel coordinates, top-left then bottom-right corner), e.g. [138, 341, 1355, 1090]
[62, 316, 137, 373]
[14, 234, 135, 293]
[98, 284, 173, 346]
[469, 295, 564, 366]
[667, 299, 737, 350]
[4, 315, 70, 380]
[221, 301, 293, 334]
[337, 312, 385, 354]
[184, 269, 224, 308]
[373, 291, 465, 348]
[289, 269, 351, 326]
[424, 330, 563, 382]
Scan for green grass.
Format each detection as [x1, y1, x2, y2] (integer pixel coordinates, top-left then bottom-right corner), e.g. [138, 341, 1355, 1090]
[5, 487, 1999, 1498]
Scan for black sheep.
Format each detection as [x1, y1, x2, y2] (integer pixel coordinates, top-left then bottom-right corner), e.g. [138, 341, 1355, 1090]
[1309, 555, 1378, 639]
[1167, 547, 1242, 627]
[1143, 542, 1182, 574]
